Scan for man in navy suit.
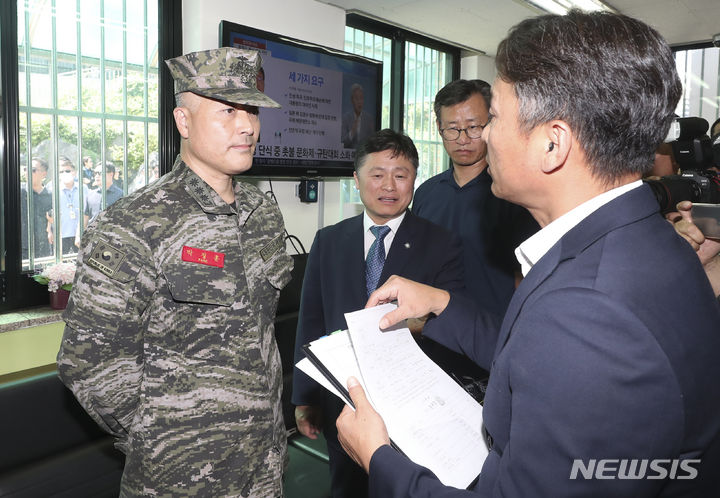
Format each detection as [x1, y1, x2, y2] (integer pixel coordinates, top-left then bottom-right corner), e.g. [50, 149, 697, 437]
[292, 129, 465, 497]
[337, 10, 720, 498]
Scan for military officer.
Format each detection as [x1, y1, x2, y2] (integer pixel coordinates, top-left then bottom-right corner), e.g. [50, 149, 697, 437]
[57, 47, 293, 497]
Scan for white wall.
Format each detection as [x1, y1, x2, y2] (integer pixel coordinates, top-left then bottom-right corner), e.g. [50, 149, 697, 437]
[460, 54, 496, 83]
[181, 0, 350, 251]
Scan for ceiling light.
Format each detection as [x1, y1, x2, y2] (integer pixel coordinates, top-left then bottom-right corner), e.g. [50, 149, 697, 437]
[523, 0, 616, 15]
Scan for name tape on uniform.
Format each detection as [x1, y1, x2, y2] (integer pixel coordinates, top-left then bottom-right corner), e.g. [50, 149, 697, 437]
[182, 245, 225, 268]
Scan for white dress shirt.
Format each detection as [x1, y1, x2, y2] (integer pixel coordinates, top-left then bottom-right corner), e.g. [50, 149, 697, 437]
[363, 211, 406, 260]
[515, 180, 643, 277]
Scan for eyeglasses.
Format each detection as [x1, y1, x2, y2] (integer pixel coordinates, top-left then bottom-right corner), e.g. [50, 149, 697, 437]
[439, 123, 488, 141]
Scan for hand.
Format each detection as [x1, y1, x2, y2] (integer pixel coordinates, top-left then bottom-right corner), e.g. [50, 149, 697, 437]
[294, 405, 323, 440]
[336, 377, 390, 473]
[668, 201, 720, 265]
[366, 275, 450, 329]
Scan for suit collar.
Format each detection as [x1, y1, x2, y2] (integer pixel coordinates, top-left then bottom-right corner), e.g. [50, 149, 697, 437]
[516, 180, 642, 276]
[380, 211, 418, 283]
[341, 214, 371, 304]
[496, 185, 660, 355]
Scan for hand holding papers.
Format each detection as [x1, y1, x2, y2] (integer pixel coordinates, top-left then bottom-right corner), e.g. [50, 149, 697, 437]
[296, 303, 488, 489]
[365, 275, 451, 329]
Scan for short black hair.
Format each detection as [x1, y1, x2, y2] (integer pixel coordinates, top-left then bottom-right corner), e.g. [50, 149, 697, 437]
[32, 157, 49, 172]
[495, 9, 682, 183]
[59, 156, 75, 169]
[354, 128, 419, 171]
[433, 79, 491, 121]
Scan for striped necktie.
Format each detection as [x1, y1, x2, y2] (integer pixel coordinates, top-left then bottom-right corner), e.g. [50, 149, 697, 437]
[366, 225, 391, 296]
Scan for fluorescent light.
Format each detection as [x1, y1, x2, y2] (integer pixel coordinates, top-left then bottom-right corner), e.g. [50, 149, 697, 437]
[523, 0, 616, 15]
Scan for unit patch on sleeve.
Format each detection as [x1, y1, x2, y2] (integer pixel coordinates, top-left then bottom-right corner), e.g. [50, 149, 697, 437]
[259, 234, 285, 262]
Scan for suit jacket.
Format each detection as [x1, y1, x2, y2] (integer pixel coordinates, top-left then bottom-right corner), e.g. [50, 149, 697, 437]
[291, 211, 464, 409]
[368, 185, 720, 497]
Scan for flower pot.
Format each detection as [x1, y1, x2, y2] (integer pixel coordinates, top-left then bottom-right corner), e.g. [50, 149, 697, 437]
[50, 289, 71, 310]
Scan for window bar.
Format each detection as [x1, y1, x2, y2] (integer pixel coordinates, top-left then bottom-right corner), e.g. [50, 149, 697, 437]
[423, 46, 430, 154]
[99, 0, 107, 215]
[413, 43, 420, 142]
[75, 0, 90, 220]
[21, 4, 35, 268]
[122, 0, 129, 196]
[50, 0, 64, 261]
[143, 0, 150, 184]
[73, 0, 86, 233]
[697, 49, 706, 119]
[404, 43, 411, 134]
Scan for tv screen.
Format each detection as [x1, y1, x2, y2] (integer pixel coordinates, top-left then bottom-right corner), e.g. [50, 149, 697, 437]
[219, 21, 383, 178]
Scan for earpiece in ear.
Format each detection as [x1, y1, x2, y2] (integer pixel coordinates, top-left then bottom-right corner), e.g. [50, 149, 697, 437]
[548, 142, 555, 151]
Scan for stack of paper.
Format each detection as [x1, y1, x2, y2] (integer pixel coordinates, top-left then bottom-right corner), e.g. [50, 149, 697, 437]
[296, 303, 488, 489]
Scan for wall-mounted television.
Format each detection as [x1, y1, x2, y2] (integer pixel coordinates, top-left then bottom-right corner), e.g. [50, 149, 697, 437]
[219, 21, 383, 178]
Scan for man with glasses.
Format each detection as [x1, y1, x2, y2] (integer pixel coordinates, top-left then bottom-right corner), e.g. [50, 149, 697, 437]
[412, 79, 538, 318]
[338, 11, 720, 496]
[55, 156, 89, 255]
[87, 162, 123, 219]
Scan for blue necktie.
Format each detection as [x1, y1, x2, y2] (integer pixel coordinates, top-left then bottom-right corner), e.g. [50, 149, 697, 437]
[366, 225, 391, 296]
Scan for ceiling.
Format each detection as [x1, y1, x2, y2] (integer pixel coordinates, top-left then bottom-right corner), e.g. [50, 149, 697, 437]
[317, 0, 720, 56]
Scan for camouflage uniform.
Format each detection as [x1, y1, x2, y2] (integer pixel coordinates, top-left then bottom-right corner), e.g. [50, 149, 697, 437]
[58, 156, 293, 497]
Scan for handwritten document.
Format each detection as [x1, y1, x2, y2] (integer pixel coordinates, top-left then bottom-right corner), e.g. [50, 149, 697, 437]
[296, 303, 488, 489]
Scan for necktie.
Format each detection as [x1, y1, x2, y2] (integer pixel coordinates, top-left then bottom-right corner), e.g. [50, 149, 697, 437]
[366, 225, 391, 296]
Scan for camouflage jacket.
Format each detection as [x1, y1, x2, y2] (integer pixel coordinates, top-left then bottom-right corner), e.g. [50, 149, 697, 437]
[58, 157, 293, 496]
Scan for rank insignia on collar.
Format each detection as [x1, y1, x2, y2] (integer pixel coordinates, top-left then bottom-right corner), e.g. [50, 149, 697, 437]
[182, 245, 225, 268]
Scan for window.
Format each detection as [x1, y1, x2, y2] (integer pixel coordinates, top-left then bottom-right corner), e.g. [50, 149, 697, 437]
[344, 28, 392, 129]
[18, 0, 159, 268]
[404, 41, 454, 185]
[342, 16, 459, 205]
[1, 0, 180, 312]
[673, 44, 720, 127]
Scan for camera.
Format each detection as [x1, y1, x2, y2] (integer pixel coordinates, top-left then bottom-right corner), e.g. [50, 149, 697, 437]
[643, 117, 720, 214]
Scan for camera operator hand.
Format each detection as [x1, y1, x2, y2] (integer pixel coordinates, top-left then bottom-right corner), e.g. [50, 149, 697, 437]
[667, 201, 720, 297]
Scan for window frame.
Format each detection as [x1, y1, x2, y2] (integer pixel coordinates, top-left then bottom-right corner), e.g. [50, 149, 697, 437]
[0, 0, 181, 313]
[346, 14, 461, 134]
[671, 41, 720, 126]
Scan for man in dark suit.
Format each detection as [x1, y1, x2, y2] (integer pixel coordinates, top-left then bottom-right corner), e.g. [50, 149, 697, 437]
[292, 129, 465, 497]
[337, 10, 720, 498]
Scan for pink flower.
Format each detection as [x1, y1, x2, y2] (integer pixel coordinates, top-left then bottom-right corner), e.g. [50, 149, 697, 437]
[33, 262, 76, 292]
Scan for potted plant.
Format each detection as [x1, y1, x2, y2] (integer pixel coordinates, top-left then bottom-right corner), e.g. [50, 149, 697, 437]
[32, 261, 76, 309]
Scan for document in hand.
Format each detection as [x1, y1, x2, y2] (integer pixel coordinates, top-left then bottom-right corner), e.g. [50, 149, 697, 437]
[296, 303, 488, 489]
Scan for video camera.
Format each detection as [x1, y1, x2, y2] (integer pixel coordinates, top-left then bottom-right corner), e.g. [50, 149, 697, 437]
[643, 117, 720, 214]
